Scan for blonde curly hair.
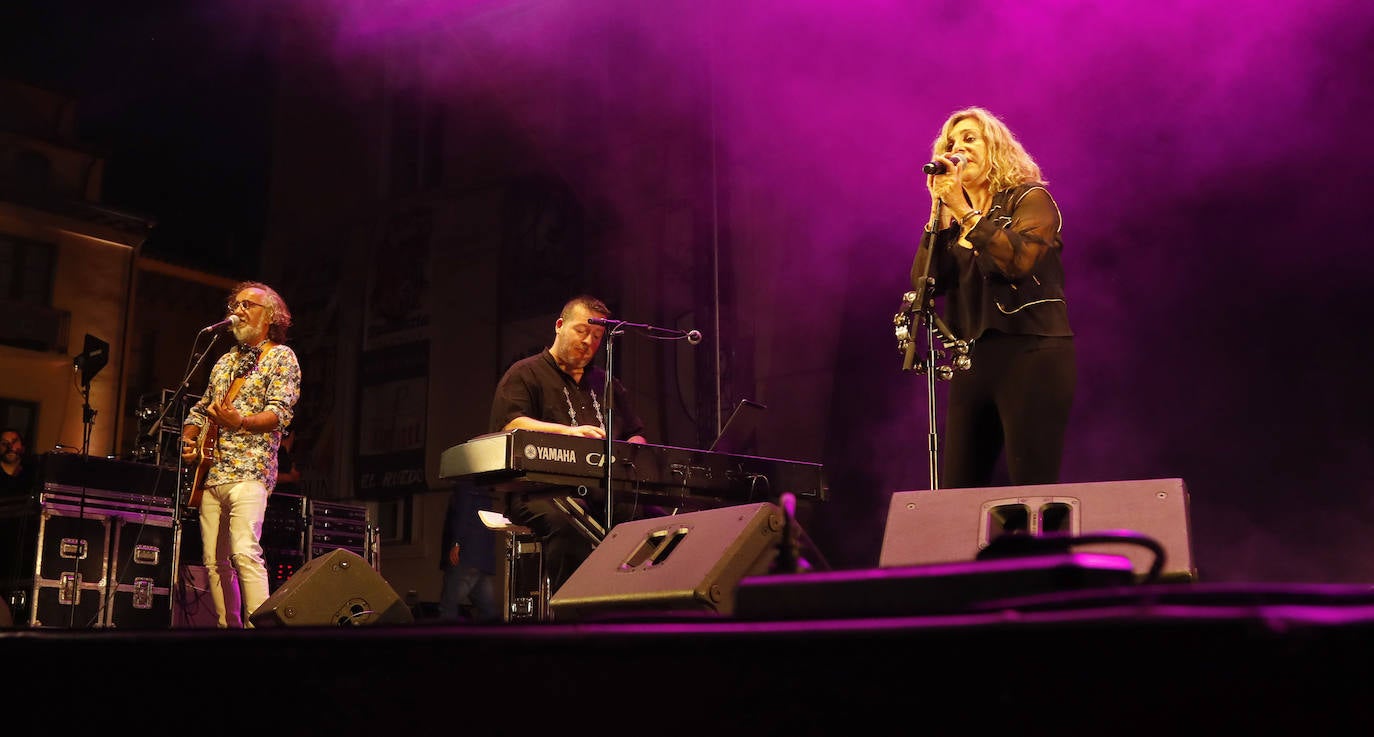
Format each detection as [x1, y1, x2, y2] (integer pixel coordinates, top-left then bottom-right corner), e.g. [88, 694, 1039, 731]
[931, 107, 1045, 193]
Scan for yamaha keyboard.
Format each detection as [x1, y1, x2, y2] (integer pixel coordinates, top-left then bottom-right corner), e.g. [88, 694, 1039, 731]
[439, 429, 827, 506]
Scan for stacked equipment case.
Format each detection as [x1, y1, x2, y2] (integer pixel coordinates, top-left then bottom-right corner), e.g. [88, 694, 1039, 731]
[0, 454, 179, 628]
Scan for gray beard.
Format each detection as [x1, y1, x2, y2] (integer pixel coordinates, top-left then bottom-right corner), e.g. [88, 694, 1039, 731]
[232, 324, 259, 343]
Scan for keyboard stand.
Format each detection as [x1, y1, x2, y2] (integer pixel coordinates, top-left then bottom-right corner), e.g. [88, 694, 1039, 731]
[552, 495, 607, 547]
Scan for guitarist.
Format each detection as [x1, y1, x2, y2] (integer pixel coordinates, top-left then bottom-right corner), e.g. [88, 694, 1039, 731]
[180, 281, 301, 628]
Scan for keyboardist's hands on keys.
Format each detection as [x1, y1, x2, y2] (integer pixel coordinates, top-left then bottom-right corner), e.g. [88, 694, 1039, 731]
[563, 424, 607, 439]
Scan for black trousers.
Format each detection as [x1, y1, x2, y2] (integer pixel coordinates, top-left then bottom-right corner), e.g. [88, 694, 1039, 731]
[508, 493, 662, 596]
[940, 333, 1076, 489]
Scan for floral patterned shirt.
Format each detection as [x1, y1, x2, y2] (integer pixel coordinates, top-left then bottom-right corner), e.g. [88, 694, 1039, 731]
[185, 342, 301, 489]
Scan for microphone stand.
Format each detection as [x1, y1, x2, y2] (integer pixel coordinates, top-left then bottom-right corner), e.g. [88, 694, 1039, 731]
[79, 380, 96, 459]
[68, 375, 98, 627]
[144, 333, 222, 453]
[66, 337, 109, 626]
[146, 331, 222, 617]
[899, 203, 971, 490]
[601, 324, 620, 531]
[594, 319, 698, 529]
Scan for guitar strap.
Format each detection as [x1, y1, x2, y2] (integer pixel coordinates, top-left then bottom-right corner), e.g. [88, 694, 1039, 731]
[221, 342, 266, 407]
[224, 376, 247, 405]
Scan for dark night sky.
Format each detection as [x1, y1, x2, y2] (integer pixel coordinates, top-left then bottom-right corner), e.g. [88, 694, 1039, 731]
[3, 1, 274, 276]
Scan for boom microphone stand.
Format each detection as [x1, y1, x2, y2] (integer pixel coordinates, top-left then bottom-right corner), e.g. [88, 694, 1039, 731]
[601, 322, 621, 530]
[144, 329, 223, 621]
[896, 203, 971, 490]
[591, 317, 701, 529]
[146, 333, 221, 515]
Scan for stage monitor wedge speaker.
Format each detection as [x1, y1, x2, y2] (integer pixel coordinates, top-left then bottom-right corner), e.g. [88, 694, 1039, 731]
[249, 548, 413, 627]
[549, 502, 786, 621]
[879, 478, 1196, 582]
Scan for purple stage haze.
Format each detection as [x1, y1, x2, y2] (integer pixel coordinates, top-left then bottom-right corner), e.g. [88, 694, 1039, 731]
[259, 0, 1369, 583]
[161, 0, 1374, 581]
[10, 0, 1373, 583]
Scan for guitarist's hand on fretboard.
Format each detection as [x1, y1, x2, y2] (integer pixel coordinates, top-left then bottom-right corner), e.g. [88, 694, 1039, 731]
[180, 435, 200, 464]
[206, 395, 246, 432]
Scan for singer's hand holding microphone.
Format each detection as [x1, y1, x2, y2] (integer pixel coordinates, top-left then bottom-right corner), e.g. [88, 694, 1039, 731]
[925, 154, 966, 225]
[923, 153, 964, 176]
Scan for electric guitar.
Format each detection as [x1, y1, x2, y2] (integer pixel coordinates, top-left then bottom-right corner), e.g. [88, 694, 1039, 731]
[186, 344, 264, 509]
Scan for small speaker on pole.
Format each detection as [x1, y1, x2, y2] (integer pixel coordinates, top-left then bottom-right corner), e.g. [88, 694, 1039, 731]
[249, 548, 413, 627]
[549, 502, 785, 621]
[879, 478, 1197, 581]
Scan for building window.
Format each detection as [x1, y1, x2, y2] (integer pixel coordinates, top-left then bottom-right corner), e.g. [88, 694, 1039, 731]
[0, 233, 55, 304]
[1, 398, 39, 452]
[0, 235, 65, 352]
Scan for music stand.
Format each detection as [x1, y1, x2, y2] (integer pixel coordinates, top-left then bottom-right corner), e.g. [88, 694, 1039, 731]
[709, 399, 766, 455]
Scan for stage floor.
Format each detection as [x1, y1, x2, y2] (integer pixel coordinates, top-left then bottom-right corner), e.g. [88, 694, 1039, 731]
[7, 580, 1374, 734]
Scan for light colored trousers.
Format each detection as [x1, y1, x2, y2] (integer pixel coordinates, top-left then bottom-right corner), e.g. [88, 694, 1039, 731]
[199, 480, 270, 628]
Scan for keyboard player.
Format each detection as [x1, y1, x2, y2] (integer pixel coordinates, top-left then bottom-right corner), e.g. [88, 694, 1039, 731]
[487, 294, 655, 596]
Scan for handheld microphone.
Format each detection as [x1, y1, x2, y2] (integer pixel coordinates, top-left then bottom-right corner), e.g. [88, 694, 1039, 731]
[685, 330, 702, 345]
[199, 315, 242, 333]
[922, 154, 964, 175]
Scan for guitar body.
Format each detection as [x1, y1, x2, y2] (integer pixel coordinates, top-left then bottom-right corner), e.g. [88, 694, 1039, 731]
[187, 424, 218, 510]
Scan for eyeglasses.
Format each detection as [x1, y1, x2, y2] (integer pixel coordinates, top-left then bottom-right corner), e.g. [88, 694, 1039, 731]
[228, 299, 266, 313]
